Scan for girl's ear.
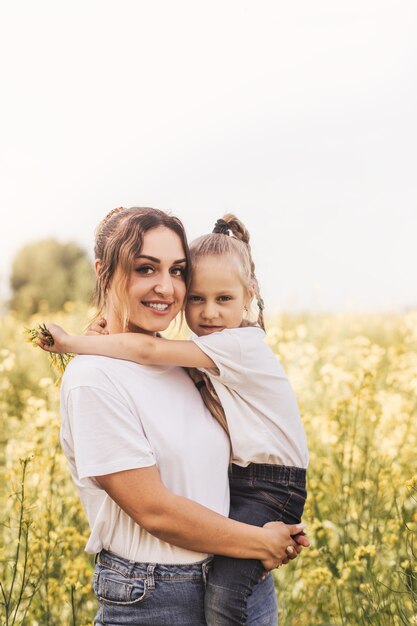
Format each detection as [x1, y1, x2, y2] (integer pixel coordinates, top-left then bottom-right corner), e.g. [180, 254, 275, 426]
[94, 259, 102, 278]
[244, 285, 255, 309]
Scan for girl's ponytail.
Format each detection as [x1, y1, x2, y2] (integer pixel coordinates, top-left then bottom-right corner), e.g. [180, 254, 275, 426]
[218, 214, 266, 331]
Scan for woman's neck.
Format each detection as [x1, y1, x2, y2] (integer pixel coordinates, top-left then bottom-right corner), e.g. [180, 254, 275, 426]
[104, 305, 127, 334]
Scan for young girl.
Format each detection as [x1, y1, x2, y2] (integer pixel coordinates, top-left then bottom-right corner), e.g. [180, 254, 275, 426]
[40, 214, 309, 626]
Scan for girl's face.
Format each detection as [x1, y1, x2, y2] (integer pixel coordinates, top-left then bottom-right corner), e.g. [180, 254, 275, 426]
[185, 255, 253, 336]
[107, 226, 187, 334]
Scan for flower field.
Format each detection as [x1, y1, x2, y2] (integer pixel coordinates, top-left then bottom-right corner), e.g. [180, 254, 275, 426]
[1, 304, 416, 625]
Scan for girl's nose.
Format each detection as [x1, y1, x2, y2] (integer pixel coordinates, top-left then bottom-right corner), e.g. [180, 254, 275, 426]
[202, 303, 218, 320]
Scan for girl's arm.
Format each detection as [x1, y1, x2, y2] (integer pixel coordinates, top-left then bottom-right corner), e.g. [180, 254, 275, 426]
[39, 324, 215, 369]
[96, 464, 308, 570]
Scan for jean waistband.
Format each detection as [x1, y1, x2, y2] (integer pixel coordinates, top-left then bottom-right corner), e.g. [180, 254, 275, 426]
[229, 463, 306, 487]
[97, 549, 212, 581]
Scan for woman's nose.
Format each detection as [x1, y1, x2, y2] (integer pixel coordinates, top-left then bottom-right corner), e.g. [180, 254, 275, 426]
[154, 272, 175, 297]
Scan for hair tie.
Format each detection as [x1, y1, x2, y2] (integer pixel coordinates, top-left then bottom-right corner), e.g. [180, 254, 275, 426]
[213, 219, 230, 235]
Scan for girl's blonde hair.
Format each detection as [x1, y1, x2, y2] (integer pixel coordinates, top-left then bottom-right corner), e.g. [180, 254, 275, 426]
[93, 206, 191, 329]
[187, 213, 266, 437]
[189, 213, 265, 330]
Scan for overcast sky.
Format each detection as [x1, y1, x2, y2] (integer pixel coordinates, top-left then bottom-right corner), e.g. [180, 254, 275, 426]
[1, 0, 416, 313]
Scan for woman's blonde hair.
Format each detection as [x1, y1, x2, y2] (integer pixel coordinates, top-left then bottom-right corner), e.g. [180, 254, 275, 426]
[93, 206, 191, 329]
[188, 369, 230, 436]
[187, 213, 266, 437]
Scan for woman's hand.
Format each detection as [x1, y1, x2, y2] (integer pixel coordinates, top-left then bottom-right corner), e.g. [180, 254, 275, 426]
[261, 521, 309, 571]
[37, 323, 71, 354]
[94, 465, 309, 564]
[86, 317, 109, 336]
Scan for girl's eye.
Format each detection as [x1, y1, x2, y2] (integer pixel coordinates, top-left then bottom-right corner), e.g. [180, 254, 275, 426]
[218, 295, 232, 302]
[135, 265, 154, 275]
[188, 295, 203, 302]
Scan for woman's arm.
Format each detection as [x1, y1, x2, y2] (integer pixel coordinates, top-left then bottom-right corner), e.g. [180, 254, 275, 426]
[38, 324, 214, 369]
[96, 464, 308, 570]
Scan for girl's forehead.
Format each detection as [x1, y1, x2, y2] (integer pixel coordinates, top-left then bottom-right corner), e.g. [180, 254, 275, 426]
[193, 253, 240, 271]
[191, 256, 246, 287]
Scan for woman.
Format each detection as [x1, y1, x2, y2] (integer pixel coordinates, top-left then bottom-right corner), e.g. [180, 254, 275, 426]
[51, 206, 307, 625]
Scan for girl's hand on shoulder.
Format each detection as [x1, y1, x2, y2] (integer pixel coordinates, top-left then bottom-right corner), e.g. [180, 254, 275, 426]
[86, 317, 109, 336]
[37, 323, 71, 354]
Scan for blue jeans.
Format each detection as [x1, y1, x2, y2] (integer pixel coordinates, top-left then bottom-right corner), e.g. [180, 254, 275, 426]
[93, 549, 211, 625]
[205, 463, 307, 626]
[246, 573, 278, 625]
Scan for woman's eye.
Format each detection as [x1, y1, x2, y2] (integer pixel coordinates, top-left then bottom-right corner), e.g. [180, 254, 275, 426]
[135, 265, 154, 275]
[171, 266, 186, 277]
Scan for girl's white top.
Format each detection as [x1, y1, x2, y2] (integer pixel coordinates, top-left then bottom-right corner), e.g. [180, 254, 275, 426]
[60, 355, 230, 564]
[192, 326, 309, 468]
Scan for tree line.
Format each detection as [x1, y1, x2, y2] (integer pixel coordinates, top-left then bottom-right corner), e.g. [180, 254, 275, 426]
[9, 239, 95, 317]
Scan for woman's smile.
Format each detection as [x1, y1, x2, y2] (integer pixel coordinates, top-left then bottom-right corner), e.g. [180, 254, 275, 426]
[142, 300, 175, 314]
[107, 226, 187, 334]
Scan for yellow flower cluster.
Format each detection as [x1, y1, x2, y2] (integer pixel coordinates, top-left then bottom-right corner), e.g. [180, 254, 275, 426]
[1, 305, 94, 624]
[0, 305, 416, 625]
[268, 311, 417, 625]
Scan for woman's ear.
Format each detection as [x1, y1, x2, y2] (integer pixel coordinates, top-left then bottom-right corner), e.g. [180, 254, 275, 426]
[94, 259, 102, 278]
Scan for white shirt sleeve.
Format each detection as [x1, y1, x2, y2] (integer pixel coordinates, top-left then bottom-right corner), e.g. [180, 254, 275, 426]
[191, 329, 309, 468]
[64, 385, 156, 481]
[191, 328, 250, 388]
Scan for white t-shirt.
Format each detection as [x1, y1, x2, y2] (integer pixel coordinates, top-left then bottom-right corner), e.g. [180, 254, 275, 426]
[192, 327, 309, 468]
[60, 355, 230, 564]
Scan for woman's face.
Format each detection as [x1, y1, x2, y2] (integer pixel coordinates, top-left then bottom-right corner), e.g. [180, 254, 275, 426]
[108, 226, 187, 334]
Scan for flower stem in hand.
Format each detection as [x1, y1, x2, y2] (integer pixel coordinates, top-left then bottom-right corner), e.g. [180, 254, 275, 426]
[25, 323, 74, 383]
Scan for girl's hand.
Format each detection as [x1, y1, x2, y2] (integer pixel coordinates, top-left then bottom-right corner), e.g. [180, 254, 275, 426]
[261, 521, 309, 571]
[37, 323, 71, 354]
[86, 317, 108, 336]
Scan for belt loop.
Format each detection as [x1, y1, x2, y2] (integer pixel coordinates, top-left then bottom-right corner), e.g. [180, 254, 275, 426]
[95, 551, 101, 564]
[202, 559, 211, 585]
[146, 564, 156, 589]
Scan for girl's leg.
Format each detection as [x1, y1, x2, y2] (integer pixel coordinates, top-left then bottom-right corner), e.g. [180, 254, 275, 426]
[246, 573, 278, 626]
[205, 464, 306, 626]
[205, 565, 278, 626]
[204, 555, 267, 625]
[93, 549, 210, 626]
